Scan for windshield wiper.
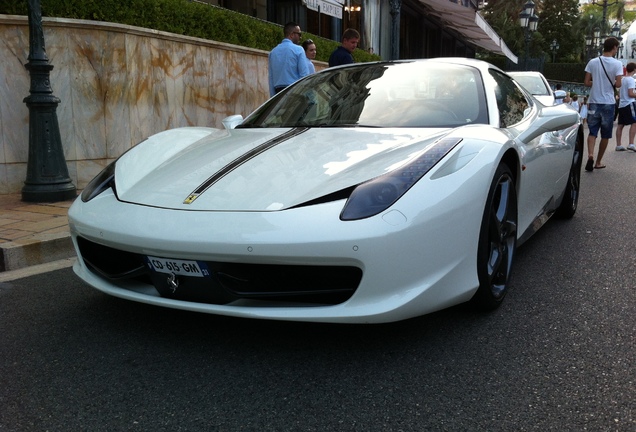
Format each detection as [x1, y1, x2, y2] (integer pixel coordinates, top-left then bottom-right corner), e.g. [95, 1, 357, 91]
[312, 123, 380, 128]
[239, 123, 381, 128]
[235, 124, 266, 128]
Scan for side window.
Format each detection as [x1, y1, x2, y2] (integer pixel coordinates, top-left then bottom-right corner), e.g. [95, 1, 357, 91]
[489, 69, 530, 128]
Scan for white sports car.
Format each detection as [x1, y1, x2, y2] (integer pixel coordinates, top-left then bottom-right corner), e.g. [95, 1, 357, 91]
[68, 58, 582, 323]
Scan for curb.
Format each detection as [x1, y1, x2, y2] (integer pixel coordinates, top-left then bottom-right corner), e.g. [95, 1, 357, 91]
[0, 232, 76, 272]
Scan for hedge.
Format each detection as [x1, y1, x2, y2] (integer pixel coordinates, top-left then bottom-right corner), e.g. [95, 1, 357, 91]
[542, 63, 586, 84]
[0, 0, 380, 63]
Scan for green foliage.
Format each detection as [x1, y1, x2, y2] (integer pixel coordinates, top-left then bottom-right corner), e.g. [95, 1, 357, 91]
[352, 48, 380, 63]
[478, 55, 507, 70]
[0, 0, 27, 15]
[482, 0, 635, 66]
[0, 0, 379, 63]
[480, 53, 586, 84]
[539, 0, 582, 63]
[542, 62, 586, 83]
[481, 0, 527, 57]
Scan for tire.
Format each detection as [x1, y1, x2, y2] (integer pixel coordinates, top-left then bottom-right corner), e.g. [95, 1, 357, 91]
[472, 163, 518, 310]
[555, 130, 583, 219]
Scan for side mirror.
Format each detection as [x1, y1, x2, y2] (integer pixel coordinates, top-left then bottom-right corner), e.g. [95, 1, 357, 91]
[222, 115, 244, 130]
[517, 105, 579, 143]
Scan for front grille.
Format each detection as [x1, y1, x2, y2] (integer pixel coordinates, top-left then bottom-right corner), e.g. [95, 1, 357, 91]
[76, 236, 362, 305]
[76, 236, 147, 281]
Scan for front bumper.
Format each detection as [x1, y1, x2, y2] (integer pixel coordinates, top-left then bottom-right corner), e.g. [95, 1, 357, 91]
[69, 184, 482, 323]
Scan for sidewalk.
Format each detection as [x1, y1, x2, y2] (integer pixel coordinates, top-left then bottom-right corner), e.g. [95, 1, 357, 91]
[0, 193, 76, 272]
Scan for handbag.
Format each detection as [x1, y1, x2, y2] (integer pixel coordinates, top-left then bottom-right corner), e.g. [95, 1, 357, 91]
[599, 56, 620, 120]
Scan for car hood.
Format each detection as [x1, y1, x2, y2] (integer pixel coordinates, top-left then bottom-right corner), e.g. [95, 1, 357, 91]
[116, 127, 452, 211]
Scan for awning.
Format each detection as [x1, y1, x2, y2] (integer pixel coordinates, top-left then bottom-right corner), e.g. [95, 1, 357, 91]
[304, 0, 344, 20]
[417, 0, 518, 64]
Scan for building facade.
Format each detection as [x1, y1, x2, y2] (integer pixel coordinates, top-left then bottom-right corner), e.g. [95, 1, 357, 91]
[199, 0, 516, 62]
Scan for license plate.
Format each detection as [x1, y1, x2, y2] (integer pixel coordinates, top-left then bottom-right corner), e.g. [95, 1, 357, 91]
[145, 256, 210, 278]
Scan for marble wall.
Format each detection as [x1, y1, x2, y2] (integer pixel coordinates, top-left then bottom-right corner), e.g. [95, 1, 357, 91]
[0, 15, 324, 194]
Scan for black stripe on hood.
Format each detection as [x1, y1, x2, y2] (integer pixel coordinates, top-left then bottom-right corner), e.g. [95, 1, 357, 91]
[183, 127, 309, 205]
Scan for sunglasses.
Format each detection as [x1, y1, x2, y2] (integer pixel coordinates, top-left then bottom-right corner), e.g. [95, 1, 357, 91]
[305, 39, 314, 44]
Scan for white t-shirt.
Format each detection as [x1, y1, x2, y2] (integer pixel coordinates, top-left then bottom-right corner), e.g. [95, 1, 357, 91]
[619, 75, 635, 108]
[585, 55, 624, 104]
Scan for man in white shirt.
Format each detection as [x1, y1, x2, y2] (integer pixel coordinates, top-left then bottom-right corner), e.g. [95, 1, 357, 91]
[584, 37, 623, 171]
[554, 84, 567, 104]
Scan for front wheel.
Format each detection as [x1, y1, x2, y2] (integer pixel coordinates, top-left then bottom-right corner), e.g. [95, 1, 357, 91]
[471, 163, 518, 310]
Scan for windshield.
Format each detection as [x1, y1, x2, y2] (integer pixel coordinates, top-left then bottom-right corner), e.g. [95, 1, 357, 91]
[239, 62, 489, 129]
[512, 75, 550, 96]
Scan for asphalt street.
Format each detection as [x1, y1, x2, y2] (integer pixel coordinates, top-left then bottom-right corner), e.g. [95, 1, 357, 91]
[1, 146, 635, 431]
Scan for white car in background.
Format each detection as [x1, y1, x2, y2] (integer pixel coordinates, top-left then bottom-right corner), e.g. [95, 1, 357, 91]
[508, 71, 557, 106]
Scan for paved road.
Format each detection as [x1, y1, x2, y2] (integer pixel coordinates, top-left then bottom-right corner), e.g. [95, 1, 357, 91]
[1, 148, 635, 431]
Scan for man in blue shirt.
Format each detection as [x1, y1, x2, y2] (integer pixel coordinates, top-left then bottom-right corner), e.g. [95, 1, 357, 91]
[328, 28, 360, 67]
[268, 22, 310, 97]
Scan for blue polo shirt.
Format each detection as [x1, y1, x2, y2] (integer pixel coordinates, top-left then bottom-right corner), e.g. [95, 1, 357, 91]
[328, 46, 354, 67]
[268, 39, 310, 96]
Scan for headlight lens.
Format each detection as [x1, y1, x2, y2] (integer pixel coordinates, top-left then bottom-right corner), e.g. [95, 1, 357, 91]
[80, 161, 116, 202]
[340, 137, 462, 220]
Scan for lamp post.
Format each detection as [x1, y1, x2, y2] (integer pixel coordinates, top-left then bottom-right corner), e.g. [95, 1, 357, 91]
[550, 39, 559, 63]
[519, 0, 539, 71]
[388, 0, 401, 61]
[610, 21, 623, 57]
[589, 1, 622, 52]
[589, 0, 621, 37]
[586, 26, 601, 61]
[594, 26, 601, 56]
[22, 0, 76, 202]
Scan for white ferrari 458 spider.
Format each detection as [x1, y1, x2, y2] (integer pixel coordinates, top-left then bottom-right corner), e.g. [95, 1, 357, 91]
[68, 58, 582, 323]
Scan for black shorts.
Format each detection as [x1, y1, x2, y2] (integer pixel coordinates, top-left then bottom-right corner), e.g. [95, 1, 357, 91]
[618, 103, 636, 125]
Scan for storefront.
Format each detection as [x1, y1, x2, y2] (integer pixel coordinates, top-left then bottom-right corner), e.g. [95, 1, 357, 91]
[203, 0, 516, 63]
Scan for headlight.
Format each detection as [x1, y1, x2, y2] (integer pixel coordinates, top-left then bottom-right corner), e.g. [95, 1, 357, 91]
[340, 137, 462, 220]
[80, 161, 116, 202]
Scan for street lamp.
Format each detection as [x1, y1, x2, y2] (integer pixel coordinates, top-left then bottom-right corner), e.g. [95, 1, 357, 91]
[589, 1, 623, 48]
[609, 21, 623, 57]
[519, 0, 539, 70]
[586, 26, 601, 60]
[587, 0, 621, 40]
[550, 39, 559, 63]
[22, 0, 76, 202]
[388, 0, 401, 60]
[594, 26, 601, 56]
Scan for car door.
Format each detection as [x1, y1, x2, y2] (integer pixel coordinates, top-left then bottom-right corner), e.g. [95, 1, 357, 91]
[488, 69, 571, 233]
